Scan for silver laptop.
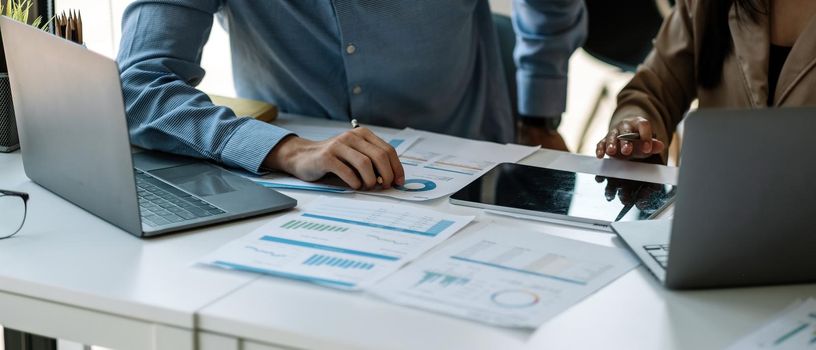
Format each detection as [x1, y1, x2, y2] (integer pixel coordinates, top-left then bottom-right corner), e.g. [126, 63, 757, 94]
[611, 108, 816, 289]
[1, 17, 296, 238]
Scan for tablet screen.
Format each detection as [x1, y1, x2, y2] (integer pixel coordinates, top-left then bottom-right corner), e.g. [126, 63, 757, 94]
[450, 163, 676, 224]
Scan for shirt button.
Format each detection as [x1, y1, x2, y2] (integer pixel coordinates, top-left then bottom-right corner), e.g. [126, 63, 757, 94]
[346, 44, 357, 55]
[352, 85, 363, 95]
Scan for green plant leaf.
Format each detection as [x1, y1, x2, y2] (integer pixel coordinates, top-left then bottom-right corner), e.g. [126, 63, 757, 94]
[2, 0, 48, 31]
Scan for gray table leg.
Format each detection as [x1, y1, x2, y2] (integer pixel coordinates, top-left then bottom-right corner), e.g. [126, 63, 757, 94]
[4, 328, 57, 350]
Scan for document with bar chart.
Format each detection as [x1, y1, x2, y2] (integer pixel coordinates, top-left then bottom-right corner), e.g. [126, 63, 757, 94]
[728, 298, 816, 350]
[200, 196, 474, 290]
[370, 225, 639, 328]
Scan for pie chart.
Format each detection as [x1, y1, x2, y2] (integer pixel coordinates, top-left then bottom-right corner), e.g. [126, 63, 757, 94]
[396, 179, 437, 192]
[490, 290, 540, 308]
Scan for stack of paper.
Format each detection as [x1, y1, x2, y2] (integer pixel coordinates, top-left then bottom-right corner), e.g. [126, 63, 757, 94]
[201, 196, 474, 290]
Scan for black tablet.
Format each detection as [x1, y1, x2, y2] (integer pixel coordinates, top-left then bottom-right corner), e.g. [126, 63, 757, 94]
[449, 163, 676, 230]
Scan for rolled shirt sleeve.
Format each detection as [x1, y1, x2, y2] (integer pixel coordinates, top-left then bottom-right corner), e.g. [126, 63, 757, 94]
[117, 0, 292, 173]
[512, 0, 587, 118]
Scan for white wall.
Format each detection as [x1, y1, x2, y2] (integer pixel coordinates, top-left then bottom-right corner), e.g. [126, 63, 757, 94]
[490, 0, 512, 14]
[55, 0, 235, 97]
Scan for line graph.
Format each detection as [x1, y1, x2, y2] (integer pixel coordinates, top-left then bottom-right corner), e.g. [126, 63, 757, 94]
[244, 246, 287, 258]
[366, 234, 410, 245]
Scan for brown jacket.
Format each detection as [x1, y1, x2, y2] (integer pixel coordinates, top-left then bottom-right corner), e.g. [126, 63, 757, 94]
[611, 0, 816, 154]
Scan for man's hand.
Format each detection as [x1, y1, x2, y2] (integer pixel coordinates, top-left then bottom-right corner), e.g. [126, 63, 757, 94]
[262, 127, 405, 190]
[517, 118, 569, 152]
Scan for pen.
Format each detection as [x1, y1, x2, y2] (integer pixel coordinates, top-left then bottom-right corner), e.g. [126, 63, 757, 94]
[614, 183, 643, 222]
[617, 132, 657, 141]
[350, 119, 384, 185]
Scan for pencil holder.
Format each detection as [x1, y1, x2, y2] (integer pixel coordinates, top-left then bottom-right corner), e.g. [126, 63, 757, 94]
[0, 73, 19, 153]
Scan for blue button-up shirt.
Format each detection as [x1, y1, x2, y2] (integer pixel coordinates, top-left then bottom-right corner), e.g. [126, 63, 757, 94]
[117, 0, 586, 173]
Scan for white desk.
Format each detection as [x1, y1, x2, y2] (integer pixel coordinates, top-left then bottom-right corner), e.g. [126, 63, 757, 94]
[194, 133, 816, 350]
[0, 152, 265, 350]
[1, 118, 814, 350]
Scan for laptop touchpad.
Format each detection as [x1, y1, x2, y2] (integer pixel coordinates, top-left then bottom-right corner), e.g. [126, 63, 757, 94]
[149, 163, 239, 197]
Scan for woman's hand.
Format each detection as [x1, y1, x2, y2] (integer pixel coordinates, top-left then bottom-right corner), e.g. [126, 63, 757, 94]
[263, 127, 405, 190]
[596, 116, 666, 160]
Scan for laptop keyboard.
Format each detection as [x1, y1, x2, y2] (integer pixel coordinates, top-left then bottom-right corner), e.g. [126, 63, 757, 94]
[135, 170, 225, 227]
[643, 244, 670, 269]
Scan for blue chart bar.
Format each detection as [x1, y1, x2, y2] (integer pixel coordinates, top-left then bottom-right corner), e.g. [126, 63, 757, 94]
[213, 261, 356, 288]
[416, 271, 470, 288]
[426, 220, 455, 235]
[301, 213, 455, 237]
[261, 236, 399, 261]
[302, 254, 374, 270]
[389, 139, 404, 148]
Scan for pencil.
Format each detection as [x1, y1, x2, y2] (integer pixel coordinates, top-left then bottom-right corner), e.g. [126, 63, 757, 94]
[350, 119, 384, 185]
[77, 10, 83, 44]
[617, 132, 657, 141]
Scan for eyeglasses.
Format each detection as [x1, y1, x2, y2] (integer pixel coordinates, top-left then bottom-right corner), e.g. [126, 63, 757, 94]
[0, 190, 29, 240]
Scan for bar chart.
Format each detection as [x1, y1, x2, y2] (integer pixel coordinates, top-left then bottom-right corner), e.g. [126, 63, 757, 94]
[302, 254, 374, 270]
[303, 199, 457, 236]
[399, 150, 441, 166]
[451, 240, 613, 285]
[425, 155, 495, 176]
[281, 219, 349, 232]
[415, 271, 471, 288]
